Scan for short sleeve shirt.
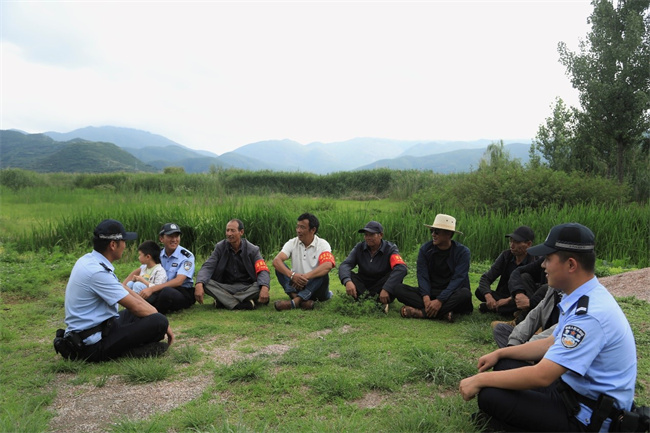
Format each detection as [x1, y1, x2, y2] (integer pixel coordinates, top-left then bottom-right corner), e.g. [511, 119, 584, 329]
[280, 235, 335, 273]
[160, 245, 195, 288]
[64, 250, 128, 344]
[545, 277, 636, 431]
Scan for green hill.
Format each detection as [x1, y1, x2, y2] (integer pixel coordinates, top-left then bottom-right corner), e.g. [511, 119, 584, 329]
[0, 130, 157, 173]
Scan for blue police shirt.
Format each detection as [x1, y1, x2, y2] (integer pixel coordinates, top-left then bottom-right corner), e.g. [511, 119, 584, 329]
[64, 250, 128, 345]
[545, 276, 636, 432]
[160, 245, 195, 289]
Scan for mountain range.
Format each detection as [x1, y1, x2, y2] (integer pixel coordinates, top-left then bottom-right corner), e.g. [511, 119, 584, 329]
[1, 126, 533, 174]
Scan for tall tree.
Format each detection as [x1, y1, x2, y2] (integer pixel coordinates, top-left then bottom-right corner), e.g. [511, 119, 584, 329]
[557, 0, 650, 184]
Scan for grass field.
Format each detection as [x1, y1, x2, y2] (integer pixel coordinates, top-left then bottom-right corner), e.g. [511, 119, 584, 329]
[0, 186, 648, 432]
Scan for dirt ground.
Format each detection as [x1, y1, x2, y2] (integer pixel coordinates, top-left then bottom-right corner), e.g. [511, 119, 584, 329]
[48, 268, 650, 433]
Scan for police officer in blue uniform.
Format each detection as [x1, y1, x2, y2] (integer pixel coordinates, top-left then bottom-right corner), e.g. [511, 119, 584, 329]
[139, 223, 196, 314]
[459, 223, 637, 432]
[56, 219, 174, 361]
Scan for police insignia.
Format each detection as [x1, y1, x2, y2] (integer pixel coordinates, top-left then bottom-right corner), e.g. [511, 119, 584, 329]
[561, 325, 585, 349]
[184, 261, 192, 271]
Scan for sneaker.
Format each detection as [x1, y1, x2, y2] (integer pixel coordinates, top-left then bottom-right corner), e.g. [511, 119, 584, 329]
[491, 319, 517, 330]
[124, 341, 168, 358]
[382, 304, 389, 314]
[214, 299, 223, 309]
[478, 303, 489, 313]
[325, 290, 333, 300]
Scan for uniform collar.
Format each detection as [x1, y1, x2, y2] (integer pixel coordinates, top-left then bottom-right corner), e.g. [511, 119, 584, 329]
[162, 246, 183, 259]
[91, 250, 114, 271]
[558, 276, 599, 314]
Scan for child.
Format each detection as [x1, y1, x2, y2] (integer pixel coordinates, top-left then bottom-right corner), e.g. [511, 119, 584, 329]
[122, 240, 167, 293]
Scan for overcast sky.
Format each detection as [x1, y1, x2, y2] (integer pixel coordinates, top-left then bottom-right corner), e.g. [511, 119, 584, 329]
[1, 1, 594, 155]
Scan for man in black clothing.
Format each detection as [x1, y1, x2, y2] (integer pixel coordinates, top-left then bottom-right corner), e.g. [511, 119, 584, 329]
[475, 226, 536, 317]
[338, 221, 407, 313]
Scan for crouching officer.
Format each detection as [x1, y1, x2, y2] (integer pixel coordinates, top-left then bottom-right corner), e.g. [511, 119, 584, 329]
[459, 223, 637, 432]
[54, 219, 174, 362]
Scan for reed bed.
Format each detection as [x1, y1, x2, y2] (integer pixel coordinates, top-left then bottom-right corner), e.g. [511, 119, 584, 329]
[13, 194, 649, 267]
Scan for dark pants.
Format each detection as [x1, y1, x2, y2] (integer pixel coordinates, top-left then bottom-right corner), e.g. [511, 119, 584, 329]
[474, 288, 518, 317]
[349, 272, 393, 300]
[393, 284, 473, 319]
[147, 286, 195, 314]
[477, 359, 585, 432]
[276, 265, 330, 301]
[76, 309, 168, 362]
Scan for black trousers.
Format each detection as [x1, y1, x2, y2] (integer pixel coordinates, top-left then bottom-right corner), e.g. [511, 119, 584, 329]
[147, 286, 195, 314]
[477, 359, 586, 432]
[349, 272, 392, 299]
[393, 284, 473, 319]
[76, 309, 168, 362]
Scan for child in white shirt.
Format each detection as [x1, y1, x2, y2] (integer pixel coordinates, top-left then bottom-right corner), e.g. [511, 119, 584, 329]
[122, 240, 167, 293]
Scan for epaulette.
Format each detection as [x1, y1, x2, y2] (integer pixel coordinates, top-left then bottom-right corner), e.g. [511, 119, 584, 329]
[180, 249, 192, 258]
[576, 295, 589, 315]
[99, 262, 113, 273]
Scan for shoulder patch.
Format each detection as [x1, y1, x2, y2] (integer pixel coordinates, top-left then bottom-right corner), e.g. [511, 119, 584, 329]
[181, 249, 192, 258]
[561, 325, 586, 349]
[576, 295, 589, 315]
[183, 261, 192, 271]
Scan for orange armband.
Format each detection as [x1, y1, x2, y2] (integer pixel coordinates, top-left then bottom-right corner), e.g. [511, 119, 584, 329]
[254, 259, 269, 274]
[390, 254, 406, 268]
[318, 251, 336, 267]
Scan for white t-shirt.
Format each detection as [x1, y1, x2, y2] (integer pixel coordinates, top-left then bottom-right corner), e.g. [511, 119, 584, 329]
[280, 235, 335, 273]
[139, 263, 167, 286]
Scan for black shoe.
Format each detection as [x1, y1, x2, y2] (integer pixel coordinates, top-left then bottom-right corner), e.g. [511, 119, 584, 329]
[478, 303, 488, 313]
[214, 299, 224, 309]
[124, 341, 168, 358]
[235, 299, 256, 310]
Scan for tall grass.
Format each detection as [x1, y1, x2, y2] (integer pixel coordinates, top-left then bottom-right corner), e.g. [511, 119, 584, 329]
[9, 193, 649, 267]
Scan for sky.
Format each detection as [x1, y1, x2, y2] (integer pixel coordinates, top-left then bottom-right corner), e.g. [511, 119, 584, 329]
[1, 1, 594, 155]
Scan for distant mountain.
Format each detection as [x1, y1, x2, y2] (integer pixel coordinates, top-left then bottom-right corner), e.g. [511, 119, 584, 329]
[0, 130, 157, 173]
[355, 142, 532, 173]
[8, 125, 535, 174]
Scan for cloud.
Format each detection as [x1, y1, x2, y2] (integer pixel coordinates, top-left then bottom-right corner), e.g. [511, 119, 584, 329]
[1, 1, 593, 154]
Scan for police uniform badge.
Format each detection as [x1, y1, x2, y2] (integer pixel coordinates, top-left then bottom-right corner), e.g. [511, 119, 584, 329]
[184, 261, 192, 271]
[561, 325, 585, 349]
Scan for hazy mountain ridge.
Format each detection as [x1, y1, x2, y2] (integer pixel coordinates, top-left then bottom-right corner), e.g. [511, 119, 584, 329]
[1, 126, 534, 174]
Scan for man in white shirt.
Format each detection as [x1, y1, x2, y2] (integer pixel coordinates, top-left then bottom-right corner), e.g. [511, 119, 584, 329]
[272, 213, 336, 311]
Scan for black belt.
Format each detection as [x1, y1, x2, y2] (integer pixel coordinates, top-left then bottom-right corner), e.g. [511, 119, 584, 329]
[558, 379, 621, 432]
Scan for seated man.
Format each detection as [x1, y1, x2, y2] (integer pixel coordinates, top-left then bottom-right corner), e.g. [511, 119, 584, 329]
[492, 284, 561, 348]
[475, 226, 536, 317]
[394, 214, 473, 322]
[508, 255, 549, 322]
[460, 223, 637, 433]
[194, 219, 270, 310]
[273, 213, 335, 311]
[338, 221, 407, 313]
[139, 223, 196, 314]
[55, 219, 174, 362]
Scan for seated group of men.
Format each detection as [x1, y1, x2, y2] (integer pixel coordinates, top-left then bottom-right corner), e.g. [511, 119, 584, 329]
[57, 215, 640, 433]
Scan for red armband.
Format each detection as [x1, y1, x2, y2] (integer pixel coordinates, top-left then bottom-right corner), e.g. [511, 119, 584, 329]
[254, 259, 269, 274]
[390, 254, 406, 269]
[318, 251, 336, 267]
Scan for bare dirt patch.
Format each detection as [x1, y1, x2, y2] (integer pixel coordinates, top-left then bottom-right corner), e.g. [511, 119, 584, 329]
[599, 267, 650, 302]
[48, 375, 211, 433]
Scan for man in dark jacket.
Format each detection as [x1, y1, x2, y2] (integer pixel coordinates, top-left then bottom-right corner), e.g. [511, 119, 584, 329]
[508, 256, 549, 322]
[475, 226, 536, 317]
[194, 219, 270, 310]
[339, 221, 407, 313]
[395, 214, 473, 322]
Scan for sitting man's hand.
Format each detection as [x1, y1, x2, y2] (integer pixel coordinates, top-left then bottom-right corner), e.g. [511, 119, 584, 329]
[515, 293, 530, 309]
[345, 281, 358, 299]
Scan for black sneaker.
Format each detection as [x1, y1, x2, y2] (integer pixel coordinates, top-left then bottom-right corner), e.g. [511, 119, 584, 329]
[478, 303, 489, 313]
[124, 341, 169, 358]
[235, 299, 256, 310]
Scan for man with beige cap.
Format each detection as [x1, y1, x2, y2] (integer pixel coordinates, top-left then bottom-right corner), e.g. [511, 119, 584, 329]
[394, 214, 473, 322]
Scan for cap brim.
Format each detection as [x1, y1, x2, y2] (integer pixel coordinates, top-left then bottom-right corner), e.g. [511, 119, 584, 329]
[359, 229, 380, 233]
[124, 232, 138, 241]
[506, 233, 525, 242]
[526, 243, 556, 256]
